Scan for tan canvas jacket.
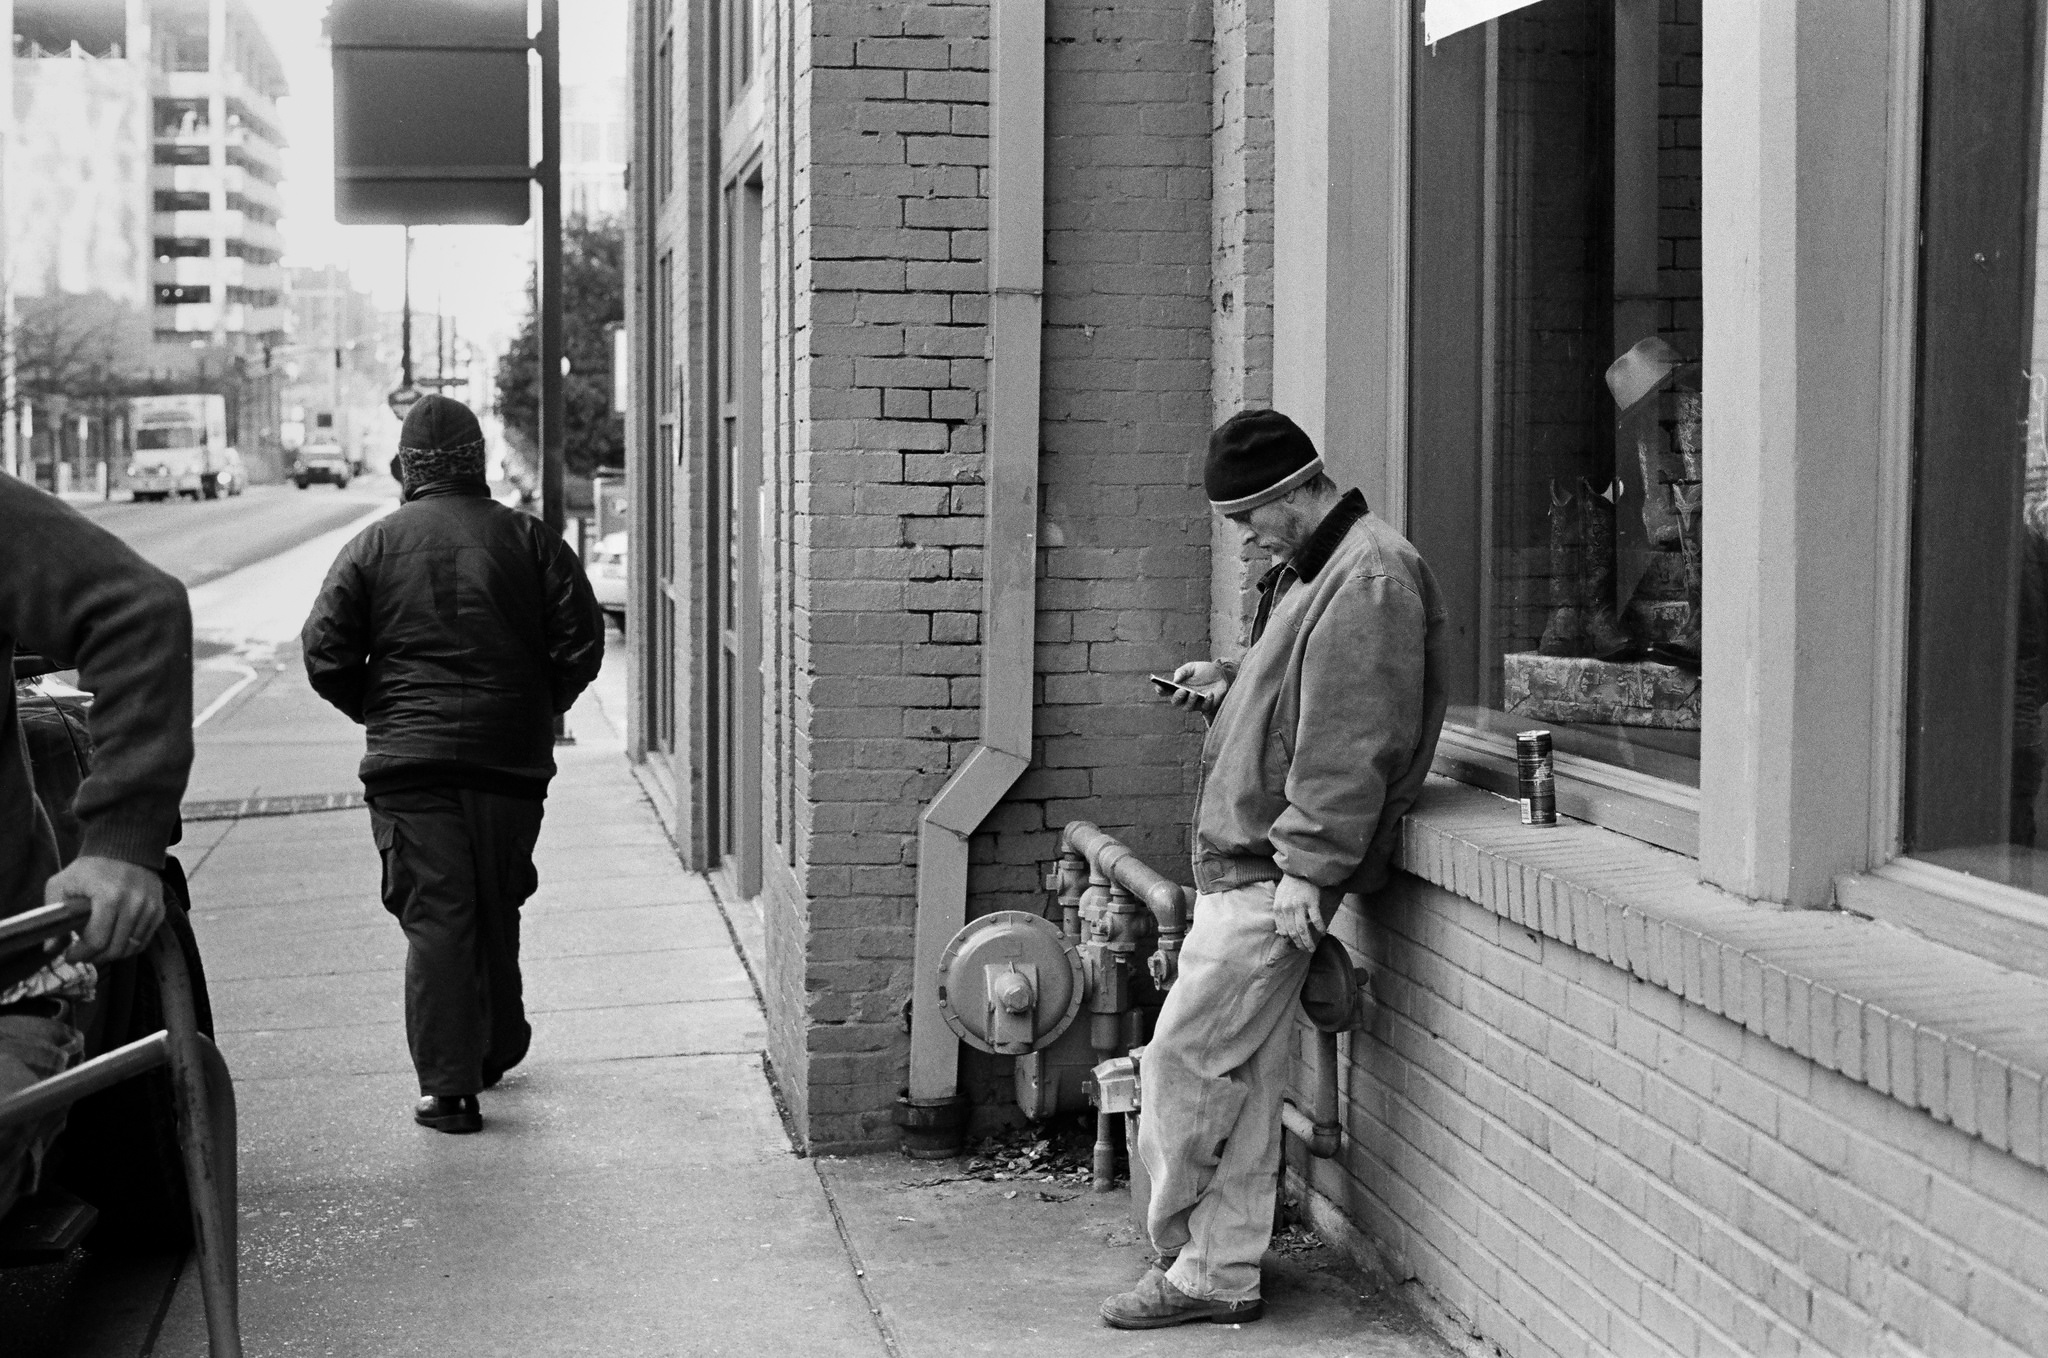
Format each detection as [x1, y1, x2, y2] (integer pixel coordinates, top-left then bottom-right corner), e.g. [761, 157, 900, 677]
[1193, 492, 1449, 897]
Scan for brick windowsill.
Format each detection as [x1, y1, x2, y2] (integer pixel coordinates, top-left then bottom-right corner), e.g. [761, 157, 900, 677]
[1391, 778, 2048, 1169]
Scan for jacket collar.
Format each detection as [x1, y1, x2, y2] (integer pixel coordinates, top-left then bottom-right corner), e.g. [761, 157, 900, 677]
[1287, 489, 1369, 582]
[405, 477, 491, 502]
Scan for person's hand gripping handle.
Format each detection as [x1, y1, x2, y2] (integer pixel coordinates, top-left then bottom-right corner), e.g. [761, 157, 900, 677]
[47, 856, 165, 963]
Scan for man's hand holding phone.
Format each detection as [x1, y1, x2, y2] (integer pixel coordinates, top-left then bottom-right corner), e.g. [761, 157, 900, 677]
[1150, 660, 1230, 717]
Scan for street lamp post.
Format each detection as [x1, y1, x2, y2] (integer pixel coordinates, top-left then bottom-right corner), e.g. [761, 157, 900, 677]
[538, 0, 565, 539]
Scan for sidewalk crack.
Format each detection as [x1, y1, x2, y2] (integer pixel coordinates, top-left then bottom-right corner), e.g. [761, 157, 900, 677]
[813, 1160, 906, 1358]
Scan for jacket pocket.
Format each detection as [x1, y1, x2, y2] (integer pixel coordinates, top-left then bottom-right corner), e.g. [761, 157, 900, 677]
[1261, 724, 1293, 796]
[369, 813, 405, 916]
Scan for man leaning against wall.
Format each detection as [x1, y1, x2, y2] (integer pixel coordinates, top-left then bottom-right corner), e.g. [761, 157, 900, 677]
[1100, 410, 1449, 1330]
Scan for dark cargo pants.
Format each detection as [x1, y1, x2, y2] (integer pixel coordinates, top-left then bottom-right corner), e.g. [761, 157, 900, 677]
[368, 788, 544, 1097]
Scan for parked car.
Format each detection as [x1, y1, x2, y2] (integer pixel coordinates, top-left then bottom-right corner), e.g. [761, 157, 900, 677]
[590, 531, 626, 628]
[215, 448, 247, 497]
[293, 443, 352, 490]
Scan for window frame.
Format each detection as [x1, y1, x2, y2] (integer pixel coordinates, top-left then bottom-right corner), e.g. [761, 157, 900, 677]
[1398, 6, 1706, 856]
[1864, 0, 2048, 952]
[1276, 1, 1954, 903]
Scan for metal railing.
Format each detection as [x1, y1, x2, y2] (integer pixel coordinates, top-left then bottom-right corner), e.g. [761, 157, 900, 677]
[0, 901, 241, 1357]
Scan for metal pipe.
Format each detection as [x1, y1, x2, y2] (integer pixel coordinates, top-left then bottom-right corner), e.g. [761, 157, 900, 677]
[0, 1032, 169, 1129]
[1281, 1026, 1341, 1159]
[905, 0, 1046, 1111]
[1061, 821, 1184, 932]
[1062, 821, 1186, 992]
[154, 927, 241, 1354]
[0, 898, 92, 956]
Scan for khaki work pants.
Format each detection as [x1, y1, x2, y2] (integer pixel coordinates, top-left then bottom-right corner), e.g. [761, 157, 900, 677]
[1138, 878, 1326, 1302]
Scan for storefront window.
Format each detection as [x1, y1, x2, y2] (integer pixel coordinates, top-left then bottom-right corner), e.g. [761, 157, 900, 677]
[1904, 1, 2048, 887]
[1408, 0, 1704, 787]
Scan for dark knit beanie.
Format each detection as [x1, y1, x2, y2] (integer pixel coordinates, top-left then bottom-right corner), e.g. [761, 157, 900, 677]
[1205, 409, 1324, 514]
[397, 394, 486, 490]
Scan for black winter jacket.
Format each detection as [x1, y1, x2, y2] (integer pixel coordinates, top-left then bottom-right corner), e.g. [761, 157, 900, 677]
[301, 483, 604, 798]
[0, 475, 192, 922]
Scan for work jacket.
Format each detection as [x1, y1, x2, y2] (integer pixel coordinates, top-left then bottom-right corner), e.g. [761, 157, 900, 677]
[1193, 491, 1449, 898]
[0, 477, 192, 925]
[301, 481, 604, 800]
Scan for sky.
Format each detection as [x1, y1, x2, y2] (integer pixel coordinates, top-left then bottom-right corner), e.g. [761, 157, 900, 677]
[254, 0, 627, 357]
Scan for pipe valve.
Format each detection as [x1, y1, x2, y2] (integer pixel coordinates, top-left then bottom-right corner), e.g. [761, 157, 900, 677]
[1087, 1053, 1141, 1114]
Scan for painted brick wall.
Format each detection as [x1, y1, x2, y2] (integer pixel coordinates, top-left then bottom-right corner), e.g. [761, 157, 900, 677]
[1301, 880, 2048, 1357]
[776, 0, 995, 1152]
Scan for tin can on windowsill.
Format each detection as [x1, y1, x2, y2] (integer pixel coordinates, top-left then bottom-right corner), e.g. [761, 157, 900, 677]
[1516, 729, 1557, 826]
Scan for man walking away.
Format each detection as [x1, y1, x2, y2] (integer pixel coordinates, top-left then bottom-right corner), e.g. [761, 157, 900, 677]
[1100, 409, 1448, 1328]
[302, 396, 603, 1134]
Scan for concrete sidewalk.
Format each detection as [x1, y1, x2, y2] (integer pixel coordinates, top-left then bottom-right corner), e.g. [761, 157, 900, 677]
[138, 655, 1451, 1356]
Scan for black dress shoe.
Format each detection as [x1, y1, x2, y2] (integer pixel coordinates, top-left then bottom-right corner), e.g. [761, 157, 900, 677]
[414, 1095, 482, 1134]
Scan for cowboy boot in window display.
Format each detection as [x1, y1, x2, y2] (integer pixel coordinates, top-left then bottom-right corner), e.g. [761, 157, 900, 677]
[1577, 478, 1637, 662]
[1538, 479, 1586, 657]
[1651, 392, 1703, 670]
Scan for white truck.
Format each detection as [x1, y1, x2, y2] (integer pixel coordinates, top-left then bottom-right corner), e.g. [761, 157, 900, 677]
[126, 395, 232, 501]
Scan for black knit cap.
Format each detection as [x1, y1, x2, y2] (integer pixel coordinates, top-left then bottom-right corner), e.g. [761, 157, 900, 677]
[1205, 409, 1324, 514]
[396, 394, 486, 492]
[399, 393, 483, 452]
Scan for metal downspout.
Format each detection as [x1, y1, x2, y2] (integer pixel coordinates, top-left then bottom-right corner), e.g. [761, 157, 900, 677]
[906, 0, 1046, 1110]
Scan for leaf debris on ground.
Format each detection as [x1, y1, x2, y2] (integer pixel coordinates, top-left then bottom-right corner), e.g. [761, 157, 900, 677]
[958, 1114, 1105, 1188]
[1270, 1224, 1327, 1256]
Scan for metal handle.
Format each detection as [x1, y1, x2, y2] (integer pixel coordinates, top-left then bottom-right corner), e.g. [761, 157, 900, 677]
[0, 899, 94, 959]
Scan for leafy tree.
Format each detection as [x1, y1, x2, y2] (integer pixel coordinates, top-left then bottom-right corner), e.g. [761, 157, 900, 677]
[496, 214, 624, 479]
[5, 292, 152, 410]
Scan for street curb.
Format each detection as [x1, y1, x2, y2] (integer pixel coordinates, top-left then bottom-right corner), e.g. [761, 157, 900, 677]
[181, 792, 366, 823]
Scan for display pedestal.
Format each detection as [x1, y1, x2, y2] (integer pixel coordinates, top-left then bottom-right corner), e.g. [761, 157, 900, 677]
[1502, 652, 1701, 731]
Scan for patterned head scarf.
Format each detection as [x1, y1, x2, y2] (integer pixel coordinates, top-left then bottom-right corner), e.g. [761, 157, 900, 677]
[397, 394, 486, 494]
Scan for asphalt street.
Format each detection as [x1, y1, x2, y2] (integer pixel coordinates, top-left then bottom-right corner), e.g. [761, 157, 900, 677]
[77, 480, 397, 590]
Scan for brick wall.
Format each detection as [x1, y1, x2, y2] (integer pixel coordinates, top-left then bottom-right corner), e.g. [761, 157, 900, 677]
[956, 0, 1218, 1112]
[1658, 0, 1702, 354]
[983, 0, 1215, 891]
[1208, 0, 1274, 653]
[1302, 879, 2048, 1357]
[776, 0, 994, 1152]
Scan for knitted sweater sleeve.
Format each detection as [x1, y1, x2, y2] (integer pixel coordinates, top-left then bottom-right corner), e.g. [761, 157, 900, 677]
[0, 476, 193, 867]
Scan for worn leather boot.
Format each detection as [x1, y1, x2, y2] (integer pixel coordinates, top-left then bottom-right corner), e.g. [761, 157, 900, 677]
[1100, 1271, 1264, 1329]
[1537, 481, 1584, 656]
[1578, 479, 1636, 662]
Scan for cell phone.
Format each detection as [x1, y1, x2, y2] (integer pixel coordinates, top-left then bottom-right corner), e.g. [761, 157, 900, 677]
[1149, 674, 1213, 711]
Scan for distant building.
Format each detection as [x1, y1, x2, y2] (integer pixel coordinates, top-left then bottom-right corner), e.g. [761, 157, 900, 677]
[7, 4, 151, 308]
[6, 0, 287, 487]
[141, 0, 288, 352]
[282, 265, 385, 473]
[563, 76, 627, 222]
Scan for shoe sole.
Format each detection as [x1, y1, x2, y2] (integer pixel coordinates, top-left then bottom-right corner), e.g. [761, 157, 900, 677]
[1100, 1301, 1263, 1330]
[415, 1113, 482, 1134]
